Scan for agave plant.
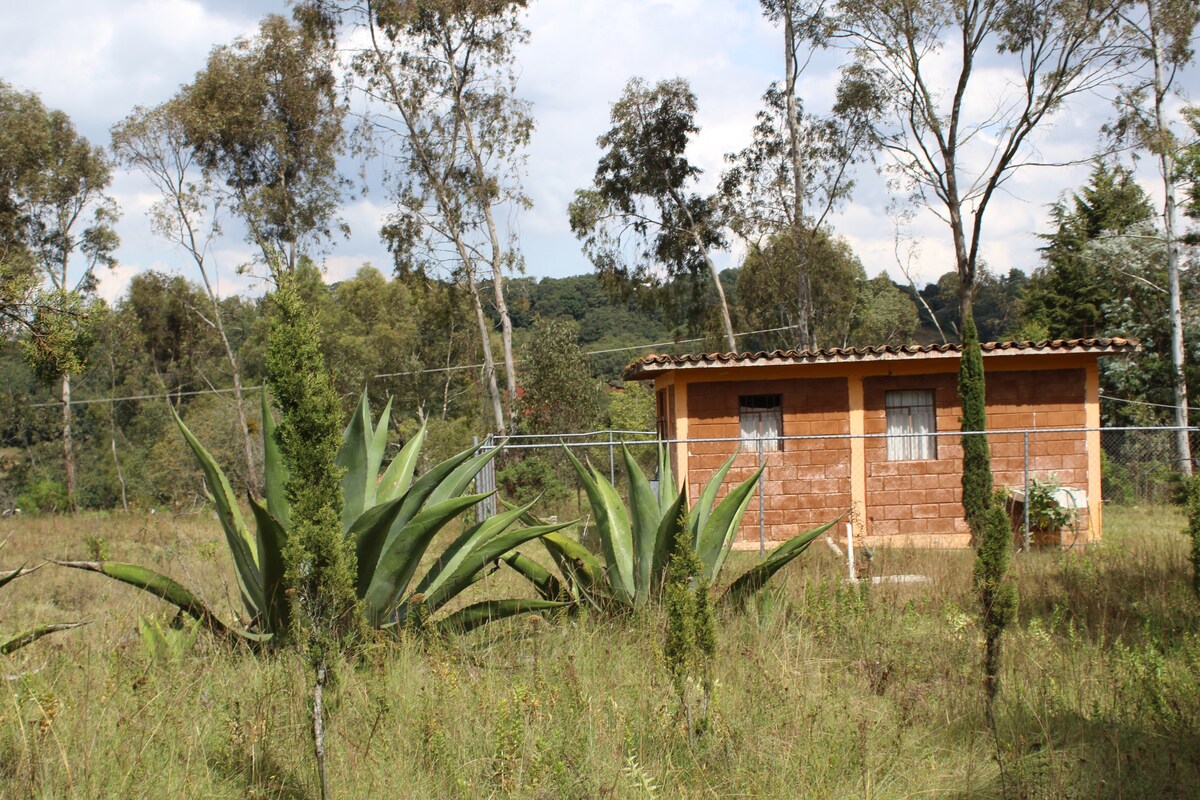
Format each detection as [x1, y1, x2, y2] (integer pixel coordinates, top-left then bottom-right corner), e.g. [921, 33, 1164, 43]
[505, 444, 839, 610]
[1, 536, 86, 654]
[59, 392, 570, 641]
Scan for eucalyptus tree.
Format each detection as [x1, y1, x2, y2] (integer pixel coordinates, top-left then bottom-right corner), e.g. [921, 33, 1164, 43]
[829, 0, 1132, 702]
[722, 0, 880, 349]
[570, 77, 737, 352]
[179, 14, 350, 278]
[112, 101, 257, 488]
[300, 0, 533, 436]
[1107, 0, 1200, 476]
[0, 81, 119, 512]
[830, 0, 1130, 327]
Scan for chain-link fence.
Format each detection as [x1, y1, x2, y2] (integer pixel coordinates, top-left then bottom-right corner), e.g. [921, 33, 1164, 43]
[474, 426, 1195, 552]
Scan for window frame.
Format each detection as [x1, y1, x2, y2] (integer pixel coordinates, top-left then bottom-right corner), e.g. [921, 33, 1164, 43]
[739, 394, 783, 453]
[884, 389, 937, 461]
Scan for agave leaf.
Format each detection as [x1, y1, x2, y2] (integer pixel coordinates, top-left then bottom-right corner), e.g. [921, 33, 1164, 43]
[351, 494, 412, 599]
[376, 425, 426, 504]
[54, 560, 234, 639]
[0, 563, 33, 590]
[697, 467, 764, 582]
[622, 445, 659, 603]
[691, 452, 739, 548]
[378, 445, 483, 557]
[540, 531, 604, 596]
[657, 443, 676, 514]
[433, 599, 567, 636]
[650, 486, 689, 595]
[362, 493, 492, 627]
[1, 622, 88, 655]
[421, 520, 573, 614]
[366, 397, 394, 510]
[248, 497, 290, 636]
[425, 444, 502, 508]
[174, 411, 264, 619]
[719, 517, 840, 608]
[261, 391, 290, 530]
[412, 502, 532, 602]
[337, 392, 374, 531]
[563, 447, 635, 604]
[502, 553, 568, 602]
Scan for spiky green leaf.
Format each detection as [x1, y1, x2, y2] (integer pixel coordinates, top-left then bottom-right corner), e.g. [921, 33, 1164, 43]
[376, 425, 425, 503]
[1, 622, 88, 655]
[698, 467, 763, 582]
[337, 392, 373, 531]
[691, 452, 739, 546]
[502, 553, 568, 602]
[174, 411, 263, 619]
[248, 497, 290, 636]
[413, 502, 532, 602]
[719, 517, 840, 608]
[564, 447, 634, 602]
[433, 599, 567, 636]
[362, 493, 492, 626]
[422, 520, 573, 613]
[261, 390, 290, 530]
[54, 560, 234, 639]
[623, 444, 660, 603]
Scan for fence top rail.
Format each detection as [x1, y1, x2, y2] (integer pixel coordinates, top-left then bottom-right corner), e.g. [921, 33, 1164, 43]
[484, 426, 1197, 451]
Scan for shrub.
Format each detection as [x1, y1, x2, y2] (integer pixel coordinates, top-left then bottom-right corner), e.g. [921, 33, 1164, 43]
[15, 479, 68, 514]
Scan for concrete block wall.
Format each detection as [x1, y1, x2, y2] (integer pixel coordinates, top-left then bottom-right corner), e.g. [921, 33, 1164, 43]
[686, 377, 853, 544]
[862, 368, 1091, 546]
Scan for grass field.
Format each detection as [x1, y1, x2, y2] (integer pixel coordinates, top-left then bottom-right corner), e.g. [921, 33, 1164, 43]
[1, 505, 1197, 799]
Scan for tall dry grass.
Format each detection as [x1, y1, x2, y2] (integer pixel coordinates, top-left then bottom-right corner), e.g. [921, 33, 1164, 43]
[1, 505, 1197, 798]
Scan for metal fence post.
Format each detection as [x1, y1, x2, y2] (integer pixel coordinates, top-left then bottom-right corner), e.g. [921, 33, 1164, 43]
[1023, 430, 1031, 552]
[609, 429, 615, 485]
[758, 436, 765, 557]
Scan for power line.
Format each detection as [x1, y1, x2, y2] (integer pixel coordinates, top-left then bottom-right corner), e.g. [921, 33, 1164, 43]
[27, 385, 265, 409]
[1099, 393, 1198, 414]
[371, 325, 798, 379]
[20, 324, 798, 408]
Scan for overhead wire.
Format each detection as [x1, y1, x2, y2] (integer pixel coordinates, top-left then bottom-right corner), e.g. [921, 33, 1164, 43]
[22, 324, 800, 408]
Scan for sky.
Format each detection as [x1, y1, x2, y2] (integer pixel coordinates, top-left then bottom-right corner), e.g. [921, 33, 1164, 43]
[1, 0, 1194, 306]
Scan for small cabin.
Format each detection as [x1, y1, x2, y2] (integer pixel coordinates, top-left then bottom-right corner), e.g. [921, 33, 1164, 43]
[624, 339, 1137, 547]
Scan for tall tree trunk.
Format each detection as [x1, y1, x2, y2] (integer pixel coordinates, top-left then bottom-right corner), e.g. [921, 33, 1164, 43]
[450, 53, 521, 435]
[61, 371, 75, 513]
[783, 1, 813, 349]
[700, 242, 738, 352]
[1150, 10, 1193, 476]
[463, 261, 506, 432]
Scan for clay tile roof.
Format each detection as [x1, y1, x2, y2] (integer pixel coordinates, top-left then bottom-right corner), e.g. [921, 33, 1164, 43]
[623, 338, 1140, 380]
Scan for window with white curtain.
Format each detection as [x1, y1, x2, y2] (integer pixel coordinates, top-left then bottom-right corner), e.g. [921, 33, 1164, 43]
[885, 390, 937, 460]
[740, 395, 782, 453]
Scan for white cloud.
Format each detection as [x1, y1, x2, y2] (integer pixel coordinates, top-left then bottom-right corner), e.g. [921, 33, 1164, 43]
[5, 0, 1197, 305]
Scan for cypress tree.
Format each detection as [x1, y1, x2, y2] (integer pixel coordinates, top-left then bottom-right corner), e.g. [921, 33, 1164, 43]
[959, 312, 992, 545]
[663, 520, 716, 738]
[266, 266, 364, 800]
[266, 269, 364, 653]
[974, 499, 1016, 703]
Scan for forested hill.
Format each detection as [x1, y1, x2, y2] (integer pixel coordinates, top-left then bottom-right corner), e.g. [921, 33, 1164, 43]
[3, 168, 1196, 516]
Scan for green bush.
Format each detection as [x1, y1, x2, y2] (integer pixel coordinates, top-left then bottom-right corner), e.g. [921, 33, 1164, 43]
[498, 455, 571, 509]
[15, 479, 69, 514]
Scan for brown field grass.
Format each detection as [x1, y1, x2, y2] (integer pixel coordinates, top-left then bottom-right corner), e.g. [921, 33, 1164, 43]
[1, 504, 1197, 799]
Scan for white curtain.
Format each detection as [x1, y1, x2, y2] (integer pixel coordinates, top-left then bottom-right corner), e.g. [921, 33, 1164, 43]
[740, 399, 782, 452]
[886, 390, 936, 460]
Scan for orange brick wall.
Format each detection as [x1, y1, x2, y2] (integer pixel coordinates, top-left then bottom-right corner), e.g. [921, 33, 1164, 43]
[862, 368, 1090, 546]
[686, 378, 852, 544]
